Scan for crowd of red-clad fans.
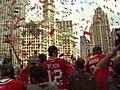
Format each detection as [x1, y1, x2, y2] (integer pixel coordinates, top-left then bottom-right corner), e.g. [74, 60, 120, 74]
[0, 44, 120, 90]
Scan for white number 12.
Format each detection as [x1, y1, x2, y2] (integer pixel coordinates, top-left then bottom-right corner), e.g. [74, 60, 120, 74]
[48, 69, 63, 85]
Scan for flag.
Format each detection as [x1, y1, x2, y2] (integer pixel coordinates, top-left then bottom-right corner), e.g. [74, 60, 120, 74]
[80, 35, 91, 45]
[83, 31, 92, 36]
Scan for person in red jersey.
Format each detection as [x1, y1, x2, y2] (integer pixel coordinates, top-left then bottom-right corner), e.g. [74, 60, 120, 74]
[67, 63, 76, 74]
[94, 44, 120, 90]
[19, 59, 39, 87]
[19, 65, 30, 87]
[43, 45, 75, 90]
[0, 63, 26, 90]
[85, 46, 108, 74]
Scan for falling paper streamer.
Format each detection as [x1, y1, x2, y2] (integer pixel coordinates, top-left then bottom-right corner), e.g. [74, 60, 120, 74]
[117, 12, 120, 16]
[70, 0, 76, 5]
[27, 40, 33, 46]
[81, 18, 85, 21]
[11, 0, 16, 5]
[39, 0, 44, 3]
[81, 7, 84, 11]
[14, 23, 20, 29]
[26, 37, 35, 46]
[16, 17, 25, 24]
[60, 0, 76, 5]
[9, 35, 20, 45]
[85, 26, 88, 30]
[48, 28, 56, 36]
[20, 50, 28, 58]
[86, 20, 90, 24]
[60, 0, 66, 5]
[14, 17, 25, 28]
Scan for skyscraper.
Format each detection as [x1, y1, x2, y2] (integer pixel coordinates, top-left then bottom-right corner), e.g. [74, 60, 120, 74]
[0, 0, 27, 65]
[57, 20, 78, 62]
[20, 0, 78, 63]
[21, 0, 56, 61]
[89, 7, 111, 53]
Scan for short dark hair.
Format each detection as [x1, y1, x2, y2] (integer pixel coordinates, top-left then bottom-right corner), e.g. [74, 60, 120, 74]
[30, 66, 47, 84]
[92, 46, 102, 55]
[75, 60, 85, 70]
[0, 63, 14, 79]
[48, 46, 58, 56]
[38, 53, 47, 63]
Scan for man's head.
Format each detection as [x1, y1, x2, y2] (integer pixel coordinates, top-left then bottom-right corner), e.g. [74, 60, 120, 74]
[0, 63, 14, 79]
[75, 59, 85, 70]
[27, 59, 39, 69]
[48, 45, 58, 57]
[27, 55, 41, 68]
[92, 46, 102, 55]
[30, 66, 47, 84]
[38, 53, 47, 64]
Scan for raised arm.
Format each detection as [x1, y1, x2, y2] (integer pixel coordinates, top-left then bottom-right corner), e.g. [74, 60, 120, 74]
[97, 44, 120, 69]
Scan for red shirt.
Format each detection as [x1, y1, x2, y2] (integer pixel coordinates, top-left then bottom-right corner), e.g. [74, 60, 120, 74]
[85, 54, 106, 74]
[43, 58, 75, 90]
[94, 68, 113, 90]
[19, 68, 30, 87]
[0, 79, 25, 90]
[67, 63, 76, 74]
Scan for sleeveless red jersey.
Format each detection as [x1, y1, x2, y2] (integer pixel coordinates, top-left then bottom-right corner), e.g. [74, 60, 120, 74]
[43, 58, 75, 90]
[0, 79, 25, 90]
[85, 54, 106, 74]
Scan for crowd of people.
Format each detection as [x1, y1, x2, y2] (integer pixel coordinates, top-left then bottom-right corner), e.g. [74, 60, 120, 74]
[0, 44, 120, 90]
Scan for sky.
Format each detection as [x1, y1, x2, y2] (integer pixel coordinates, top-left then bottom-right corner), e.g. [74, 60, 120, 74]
[26, 0, 120, 50]
[26, 0, 120, 31]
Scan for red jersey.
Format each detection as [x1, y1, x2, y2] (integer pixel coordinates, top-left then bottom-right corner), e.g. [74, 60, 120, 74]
[0, 79, 26, 90]
[67, 63, 76, 74]
[85, 54, 106, 74]
[19, 68, 30, 87]
[94, 68, 113, 90]
[43, 58, 75, 90]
